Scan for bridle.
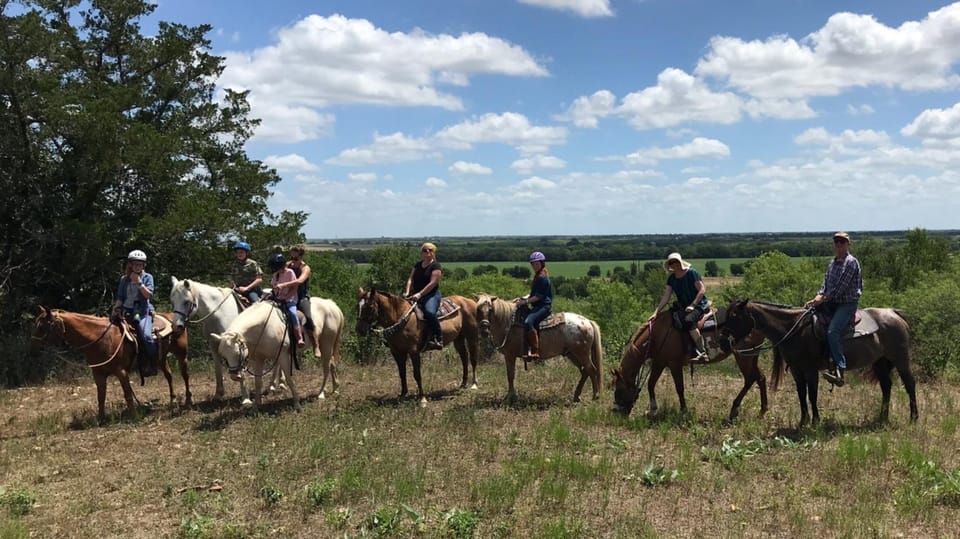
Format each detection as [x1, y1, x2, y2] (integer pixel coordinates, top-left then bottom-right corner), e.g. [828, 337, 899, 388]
[723, 304, 814, 354]
[173, 286, 234, 325]
[32, 311, 125, 368]
[477, 299, 511, 351]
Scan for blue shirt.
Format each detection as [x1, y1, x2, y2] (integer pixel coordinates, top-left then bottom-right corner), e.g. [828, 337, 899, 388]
[819, 253, 862, 303]
[529, 272, 553, 308]
[667, 267, 709, 310]
[116, 272, 155, 316]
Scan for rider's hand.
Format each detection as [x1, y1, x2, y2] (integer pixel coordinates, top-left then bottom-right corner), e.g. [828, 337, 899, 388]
[685, 305, 694, 312]
[406, 292, 421, 301]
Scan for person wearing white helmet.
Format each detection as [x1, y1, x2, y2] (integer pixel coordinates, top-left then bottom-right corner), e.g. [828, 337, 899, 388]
[650, 252, 710, 362]
[113, 249, 159, 377]
[513, 251, 553, 360]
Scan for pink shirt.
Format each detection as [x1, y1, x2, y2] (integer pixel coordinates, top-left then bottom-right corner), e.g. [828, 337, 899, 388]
[272, 268, 298, 302]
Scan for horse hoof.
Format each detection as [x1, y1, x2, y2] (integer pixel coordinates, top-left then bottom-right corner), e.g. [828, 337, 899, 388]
[317, 391, 326, 400]
[469, 383, 479, 390]
[230, 373, 242, 382]
[418, 398, 428, 408]
[241, 399, 253, 407]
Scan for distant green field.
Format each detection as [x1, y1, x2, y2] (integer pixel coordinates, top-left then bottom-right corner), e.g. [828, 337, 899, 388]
[439, 258, 756, 278]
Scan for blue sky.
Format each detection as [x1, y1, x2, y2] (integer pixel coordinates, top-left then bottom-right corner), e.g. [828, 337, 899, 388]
[151, 0, 960, 238]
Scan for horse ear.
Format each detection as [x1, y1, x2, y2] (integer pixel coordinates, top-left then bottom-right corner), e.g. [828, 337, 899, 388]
[184, 279, 190, 289]
[171, 276, 179, 286]
[358, 287, 365, 297]
[210, 333, 222, 344]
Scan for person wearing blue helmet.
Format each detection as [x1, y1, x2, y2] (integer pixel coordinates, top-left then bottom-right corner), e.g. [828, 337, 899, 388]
[231, 241, 263, 304]
[513, 251, 553, 360]
[112, 249, 159, 377]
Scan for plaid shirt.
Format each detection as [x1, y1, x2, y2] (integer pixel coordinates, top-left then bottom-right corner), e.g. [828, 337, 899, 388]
[818, 253, 862, 303]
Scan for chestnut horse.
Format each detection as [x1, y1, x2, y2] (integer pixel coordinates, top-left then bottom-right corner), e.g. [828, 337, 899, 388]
[611, 307, 768, 422]
[356, 288, 480, 406]
[475, 294, 602, 402]
[720, 299, 918, 426]
[31, 307, 191, 422]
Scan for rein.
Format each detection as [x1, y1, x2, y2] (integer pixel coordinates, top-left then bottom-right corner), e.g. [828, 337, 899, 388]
[373, 300, 417, 340]
[176, 287, 235, 325]
[35, 313, 126, 369]
[734, 307, 814, 354]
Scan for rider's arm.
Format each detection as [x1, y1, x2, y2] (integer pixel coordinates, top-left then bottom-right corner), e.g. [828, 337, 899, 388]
[417, 269, 441, 297]
[404, 268, 416, 297]
[688, 279, 706, 308]
[138, 273, 154, 300]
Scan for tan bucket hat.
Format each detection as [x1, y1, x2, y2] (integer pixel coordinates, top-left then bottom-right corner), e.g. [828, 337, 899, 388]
[832, 231, 851, 242]
[664, 252, 691, 271]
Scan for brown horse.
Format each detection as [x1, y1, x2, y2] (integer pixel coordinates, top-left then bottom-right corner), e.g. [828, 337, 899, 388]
[720, 299, 918, 426]
[31, 307, 191, 422]
[611, 307, 768, 422]
[475, 294, 603, 402]
[356, 288, 480, 406]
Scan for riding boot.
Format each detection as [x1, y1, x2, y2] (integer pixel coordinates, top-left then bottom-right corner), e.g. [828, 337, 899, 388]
[424, 332, 443, 351]
[824, 367, 845, 387]
[525, 329, 540, 360]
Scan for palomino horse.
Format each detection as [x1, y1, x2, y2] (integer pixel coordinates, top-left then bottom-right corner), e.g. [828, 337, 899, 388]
[475, 294, 603, 402]
[611, 307, 768, 421]
[31, 307, 191, 422]
[720, 299, 918, 426]
[172, 278, 345, 400]
[210, 301, 304, 410]
[356, 288, 480, 406]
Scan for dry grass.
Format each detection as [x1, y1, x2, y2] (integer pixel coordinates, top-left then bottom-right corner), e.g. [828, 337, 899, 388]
[0, 350, 958, 538]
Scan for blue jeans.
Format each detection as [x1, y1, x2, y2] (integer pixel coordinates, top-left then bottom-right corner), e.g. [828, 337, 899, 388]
[244, 288, 262, 303]
[524, 305, 551, 331]
[281, 300, 300, 327]
[419, 291, 442, 340]
[827, 302, 857, 370]
[127, 311, 156, 360]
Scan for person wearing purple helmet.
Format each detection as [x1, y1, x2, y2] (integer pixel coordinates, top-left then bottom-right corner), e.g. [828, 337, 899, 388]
[231, 240, 263, 304]
[513, 251, 553, 360]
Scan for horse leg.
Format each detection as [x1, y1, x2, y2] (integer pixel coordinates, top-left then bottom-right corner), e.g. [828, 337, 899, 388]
[728, 354, 756, 422]
[239, 375, 253, 407]
[411, 352, 426, 407]
[873, 359, 893, 423]
[573, 361, 588, 403]
[505, 354, 518, 402]
[253, 370, 264, 410]
[282, 355, 302, 412]
[116, 368, 138, 419]
[158, 343, 176, 404]
[807, 368, 820, 426]
[210, 337, 226, 400]
[94, 372, 108, 423]
[391, 349, 408, 398]
[756, 361, 769, 416]
[453, 337, 471, 389]
[791, 365, 810, 427]
[468, 333, 480, 390]
[647, 363, 666, 416]
[896, 363, 919, 422]
[669, 364, 687, 413]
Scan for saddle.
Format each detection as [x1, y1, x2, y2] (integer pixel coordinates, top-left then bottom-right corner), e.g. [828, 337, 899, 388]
[813, 309, 878, 341]
[511, 307, 566, 331]
[669, 301, 715, 332]
[119, 314, 173, 342]
[414, 298, 461, 322]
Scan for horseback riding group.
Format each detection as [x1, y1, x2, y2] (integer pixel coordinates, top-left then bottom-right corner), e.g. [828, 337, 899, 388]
[32, 231, 919, 426]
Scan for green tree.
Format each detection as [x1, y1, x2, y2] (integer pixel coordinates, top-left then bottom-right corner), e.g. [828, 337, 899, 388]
[587, 264, 601, 278]
[0, 1, 304, 382]
[365, 245, 415, 293]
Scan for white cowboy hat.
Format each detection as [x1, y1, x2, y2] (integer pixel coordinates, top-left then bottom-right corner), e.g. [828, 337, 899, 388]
[663, 252, 691, 271]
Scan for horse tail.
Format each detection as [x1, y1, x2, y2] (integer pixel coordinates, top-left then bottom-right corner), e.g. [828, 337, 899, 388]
[770, 347, 786, 391]
[893, 309, 912, 330]
[590, 320, 603, 387]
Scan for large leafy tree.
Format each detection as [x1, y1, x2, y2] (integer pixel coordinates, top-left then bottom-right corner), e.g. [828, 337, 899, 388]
[0, 0, 304, 337]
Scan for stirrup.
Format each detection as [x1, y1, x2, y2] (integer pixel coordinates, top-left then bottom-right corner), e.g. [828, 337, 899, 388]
[823, 369, 845, 387]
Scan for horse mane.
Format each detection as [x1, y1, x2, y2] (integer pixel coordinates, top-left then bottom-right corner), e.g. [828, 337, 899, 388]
[490, 297, 515, 327]
[748, 300, 805, 310]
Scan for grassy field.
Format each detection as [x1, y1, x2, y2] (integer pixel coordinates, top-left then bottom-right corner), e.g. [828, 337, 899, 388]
[0, 351, 957, 538]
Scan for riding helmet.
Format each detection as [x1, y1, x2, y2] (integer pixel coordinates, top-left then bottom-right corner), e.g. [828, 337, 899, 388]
[529, 251, 546, 263]
[267, 253, 286, 273]
[127, 249, 147, 262]
[233, 241, 251, 252]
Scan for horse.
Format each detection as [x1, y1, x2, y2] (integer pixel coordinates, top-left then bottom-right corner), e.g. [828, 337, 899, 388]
[720, 299, 918, 426]
[30, 307, 191, 422]
[210, 301, 305, 411]
[610, 307, 768, 422]
[475, 294, 603, 402]
[171, 277, 345, 400]
[356, 288, 480, 406]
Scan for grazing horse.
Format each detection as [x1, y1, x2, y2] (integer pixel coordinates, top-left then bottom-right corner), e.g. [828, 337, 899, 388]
[172, 278, 345, 400]
[210, 301, 304, 411]
[720, 299, 918, 426]
[611, 308, 768, 421]
[356, 288, 480, 406]
[475, 294, 603, 402]
[31, 307, 191, 422]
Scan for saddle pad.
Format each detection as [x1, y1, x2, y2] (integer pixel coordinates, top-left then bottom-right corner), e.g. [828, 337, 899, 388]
[814, 309, 879, 339]
[537, 312, 566, 331]
[415, 298, 461, 321]
[153, 315, 173, 338]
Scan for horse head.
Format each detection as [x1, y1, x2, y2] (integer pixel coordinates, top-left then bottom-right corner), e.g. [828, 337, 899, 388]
[718, 299, 754, 353]
[610, 367, 640, 415]
[30, 306, 64, 354]
[474, 294, 497, 337]
[170, 277, 196, 332]
[210, 331, 245, 379]
[356, 288, 380, 336]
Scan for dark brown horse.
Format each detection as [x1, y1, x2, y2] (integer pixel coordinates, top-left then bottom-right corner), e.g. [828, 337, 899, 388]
[720, 299, 918, 426]
[356, 288, 480, 406]
[611, 308, 768, 422]
[31, 307, 191, 421]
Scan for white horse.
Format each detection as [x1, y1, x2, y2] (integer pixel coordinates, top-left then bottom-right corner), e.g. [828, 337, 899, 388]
[171, 277, 345, 403]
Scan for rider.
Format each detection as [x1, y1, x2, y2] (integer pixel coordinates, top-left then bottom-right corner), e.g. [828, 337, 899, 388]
[405, 242, 443, 351]
[112, 249, 158, 376]
[804, 231, 862, 387]
[649, 252, 710, 362]
[514, 251, 553, 360]
[280, 243, 315, 332]
[231, 241, 263, 304]
[269, 253, 304, 347]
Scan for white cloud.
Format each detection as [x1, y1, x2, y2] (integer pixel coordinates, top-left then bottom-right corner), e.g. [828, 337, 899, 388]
[263, 154, 319, 173]
[794, 127, 891, 155]
[517, 0, 613, 18]
[554, 90, 617, 128]
[622, 137, 731, 166]
[348, 172, 378, 183]
[247, 99, 335, 143]
[511, 154, 567, 174]
[901, 102, 960, 140]
[695, 4, 960, 102]
[220, 14, 547, 142]
[517, 177, 557, 190]
[426, 177, 448, 188]
[618, 69, 743, 129]
[448, 161, 493, 175]
[847, 103, 875, 115]
[326, 132, 440, 166]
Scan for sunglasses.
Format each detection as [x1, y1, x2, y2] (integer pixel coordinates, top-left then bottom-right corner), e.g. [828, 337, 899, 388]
[833, 239, 848, 244]
[421, 249, 433, 253]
